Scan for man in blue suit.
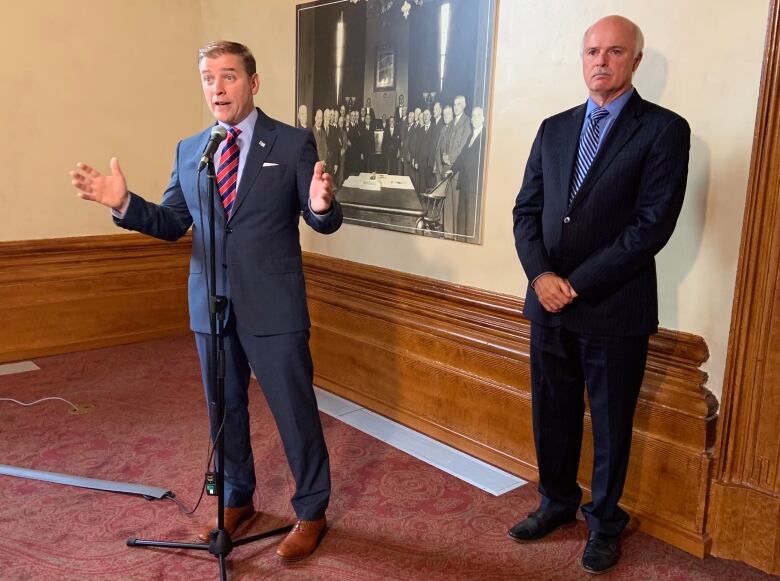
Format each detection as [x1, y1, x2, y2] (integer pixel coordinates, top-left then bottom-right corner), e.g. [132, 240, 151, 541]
[511, 16, 689, 574]
[71, 40, 341, 562]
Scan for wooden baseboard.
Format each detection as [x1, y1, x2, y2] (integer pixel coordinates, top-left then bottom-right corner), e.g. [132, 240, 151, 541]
[0, 234, 191, 363]
[304, 251, 716, 557]
[709, 481, 780, 573]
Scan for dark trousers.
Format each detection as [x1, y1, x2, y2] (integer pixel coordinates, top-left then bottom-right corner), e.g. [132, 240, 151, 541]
[195, 320, 330, 520]
[530, 322, 648, 535]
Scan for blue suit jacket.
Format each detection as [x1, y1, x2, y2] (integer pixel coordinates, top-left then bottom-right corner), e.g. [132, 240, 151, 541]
[513, 92, 690, 336]
[117, 108, 343, 335]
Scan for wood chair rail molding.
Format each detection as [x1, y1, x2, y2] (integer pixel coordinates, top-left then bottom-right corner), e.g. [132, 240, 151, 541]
[303, 252, 715, 557]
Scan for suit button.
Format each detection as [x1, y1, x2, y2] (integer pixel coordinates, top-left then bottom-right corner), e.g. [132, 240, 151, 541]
[563, 216, 571, 224]
[226, 227, 233, 234]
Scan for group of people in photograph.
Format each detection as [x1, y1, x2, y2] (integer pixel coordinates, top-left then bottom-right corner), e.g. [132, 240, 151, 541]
[297, 95, 485, 238]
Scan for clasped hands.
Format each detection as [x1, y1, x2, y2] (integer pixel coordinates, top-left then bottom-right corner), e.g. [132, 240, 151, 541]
[534, 273, 578, 313]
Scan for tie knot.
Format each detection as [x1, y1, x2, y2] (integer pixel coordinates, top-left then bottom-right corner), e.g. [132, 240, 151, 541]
[226, 127, 241, 142]
[591, 107, 609, 123]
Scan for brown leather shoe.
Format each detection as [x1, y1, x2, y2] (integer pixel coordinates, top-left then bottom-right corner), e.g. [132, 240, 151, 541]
[196, 503, 255, 542]
[276, 517, 327, 562]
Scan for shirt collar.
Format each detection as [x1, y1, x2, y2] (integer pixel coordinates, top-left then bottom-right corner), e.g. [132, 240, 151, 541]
[586, 87, 634, 119]
[219, 107, 258, 137]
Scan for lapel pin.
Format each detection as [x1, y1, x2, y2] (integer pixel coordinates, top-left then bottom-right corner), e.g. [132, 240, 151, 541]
[258, 140, 266, 147]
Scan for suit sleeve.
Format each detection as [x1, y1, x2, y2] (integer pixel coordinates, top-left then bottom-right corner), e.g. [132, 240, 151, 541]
[513, 121, 553, 282]
[297, 130, 343, 234]
[567, 116, 690, 304]
[114, 141, 193, 241]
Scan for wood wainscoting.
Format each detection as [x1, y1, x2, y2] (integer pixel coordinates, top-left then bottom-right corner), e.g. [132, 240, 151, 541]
[304, 252, 716, 557]
[0, 234, 191, 364]
[0, 235, 716, 558]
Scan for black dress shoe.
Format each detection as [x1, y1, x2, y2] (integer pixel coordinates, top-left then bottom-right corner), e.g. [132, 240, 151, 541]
[581, 531, 620, 574]
[507, 509, 577, 541]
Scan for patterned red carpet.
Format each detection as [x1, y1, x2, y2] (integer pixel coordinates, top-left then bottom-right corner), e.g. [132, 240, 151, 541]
[0, 336, 774, 580]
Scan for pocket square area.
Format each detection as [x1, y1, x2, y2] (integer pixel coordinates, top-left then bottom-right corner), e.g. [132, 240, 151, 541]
[263, 162, 279, 167]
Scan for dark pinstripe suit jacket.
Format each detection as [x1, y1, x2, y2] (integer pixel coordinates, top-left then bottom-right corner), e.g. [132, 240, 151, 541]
[513, 91, 690, 336]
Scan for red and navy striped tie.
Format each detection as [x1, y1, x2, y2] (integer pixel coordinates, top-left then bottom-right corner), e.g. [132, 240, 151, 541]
[217, 127, 241, 217]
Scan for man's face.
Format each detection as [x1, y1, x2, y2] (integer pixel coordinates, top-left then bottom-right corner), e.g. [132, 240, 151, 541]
[443, 107, 453, 124]
[324, 109, 331, 126]
[453, 97, 465, 116]
[340, 105, 346, 117]
[297, 104, 308, 127]
[314, 110, 323, 128]
[388, 116, 395, 128]
[360, 107, 366, 118]
[351, 111, 358, 124]
[407, 112, 415, 125]
[423, 110, 431, 125]
[433, 102, 442, 118]
[471, 107, 484, 130]
[414, 108, 421, 123]
[581, 17, 642, 103]
[200, 53, 258, 126]
[399, 95, 405, 105]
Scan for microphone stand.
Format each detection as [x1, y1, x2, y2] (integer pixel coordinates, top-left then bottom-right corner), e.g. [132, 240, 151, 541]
[126, 157, 292, 580]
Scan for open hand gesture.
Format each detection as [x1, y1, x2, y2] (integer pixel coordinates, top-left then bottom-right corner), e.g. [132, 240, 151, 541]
[70, 158, 129, 210]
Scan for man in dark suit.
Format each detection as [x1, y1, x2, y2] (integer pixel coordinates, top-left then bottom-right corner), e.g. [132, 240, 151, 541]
[313, 108, 328, 164]
[510, 16, 689, 574]
[324, 109, 341, 177]
[70, 40, 341, 563]
[359, 111, 376, 170]
[382, 115, 401, 175]
[395, 93, 407, 122]
[414, 109, 436, 193]
[451, 106, 485, 241]
[346, 109, 362, 176]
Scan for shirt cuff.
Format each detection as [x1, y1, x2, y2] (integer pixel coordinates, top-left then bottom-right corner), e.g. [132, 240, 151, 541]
[111, 195, 131, 219]
[308, 198, 332, 221]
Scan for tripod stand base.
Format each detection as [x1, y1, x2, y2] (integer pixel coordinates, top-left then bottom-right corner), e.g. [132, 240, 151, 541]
[127, 523, 294, 574]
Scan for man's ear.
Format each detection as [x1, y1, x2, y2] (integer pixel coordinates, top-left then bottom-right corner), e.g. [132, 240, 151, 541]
[632, 51, 643, 73]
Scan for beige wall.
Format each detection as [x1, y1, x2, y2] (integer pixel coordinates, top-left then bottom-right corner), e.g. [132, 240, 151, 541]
[199, 0, 767, 399]
[0, 0, 203, 242]
[5, 0, 768, 400]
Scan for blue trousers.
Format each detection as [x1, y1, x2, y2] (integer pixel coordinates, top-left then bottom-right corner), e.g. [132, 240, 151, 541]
[195, 322, 330, 520]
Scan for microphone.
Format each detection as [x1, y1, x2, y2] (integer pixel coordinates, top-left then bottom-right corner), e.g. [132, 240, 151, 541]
[197, 125, 228, 172]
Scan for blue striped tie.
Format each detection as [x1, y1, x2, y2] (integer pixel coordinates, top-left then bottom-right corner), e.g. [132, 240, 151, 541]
[569, 107, 609, 204]
[217, 127, 241, 217]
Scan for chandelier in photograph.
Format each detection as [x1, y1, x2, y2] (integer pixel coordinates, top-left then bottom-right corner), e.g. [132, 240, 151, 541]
[349, 0, 425, 19]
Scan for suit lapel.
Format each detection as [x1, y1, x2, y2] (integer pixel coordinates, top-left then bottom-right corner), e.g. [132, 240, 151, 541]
[568, 92, 644, 212]
[229, 109, 277, 222]
[559, 104, 586, 200]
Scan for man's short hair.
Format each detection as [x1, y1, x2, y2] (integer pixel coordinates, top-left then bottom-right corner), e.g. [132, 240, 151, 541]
[198, 40, 256, 77]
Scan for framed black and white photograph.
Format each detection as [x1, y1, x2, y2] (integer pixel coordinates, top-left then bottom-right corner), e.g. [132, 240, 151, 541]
[296, 0, 496, 244]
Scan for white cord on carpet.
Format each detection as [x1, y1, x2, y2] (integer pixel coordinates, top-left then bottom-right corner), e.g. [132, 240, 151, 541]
[0, 396, 80, 412]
